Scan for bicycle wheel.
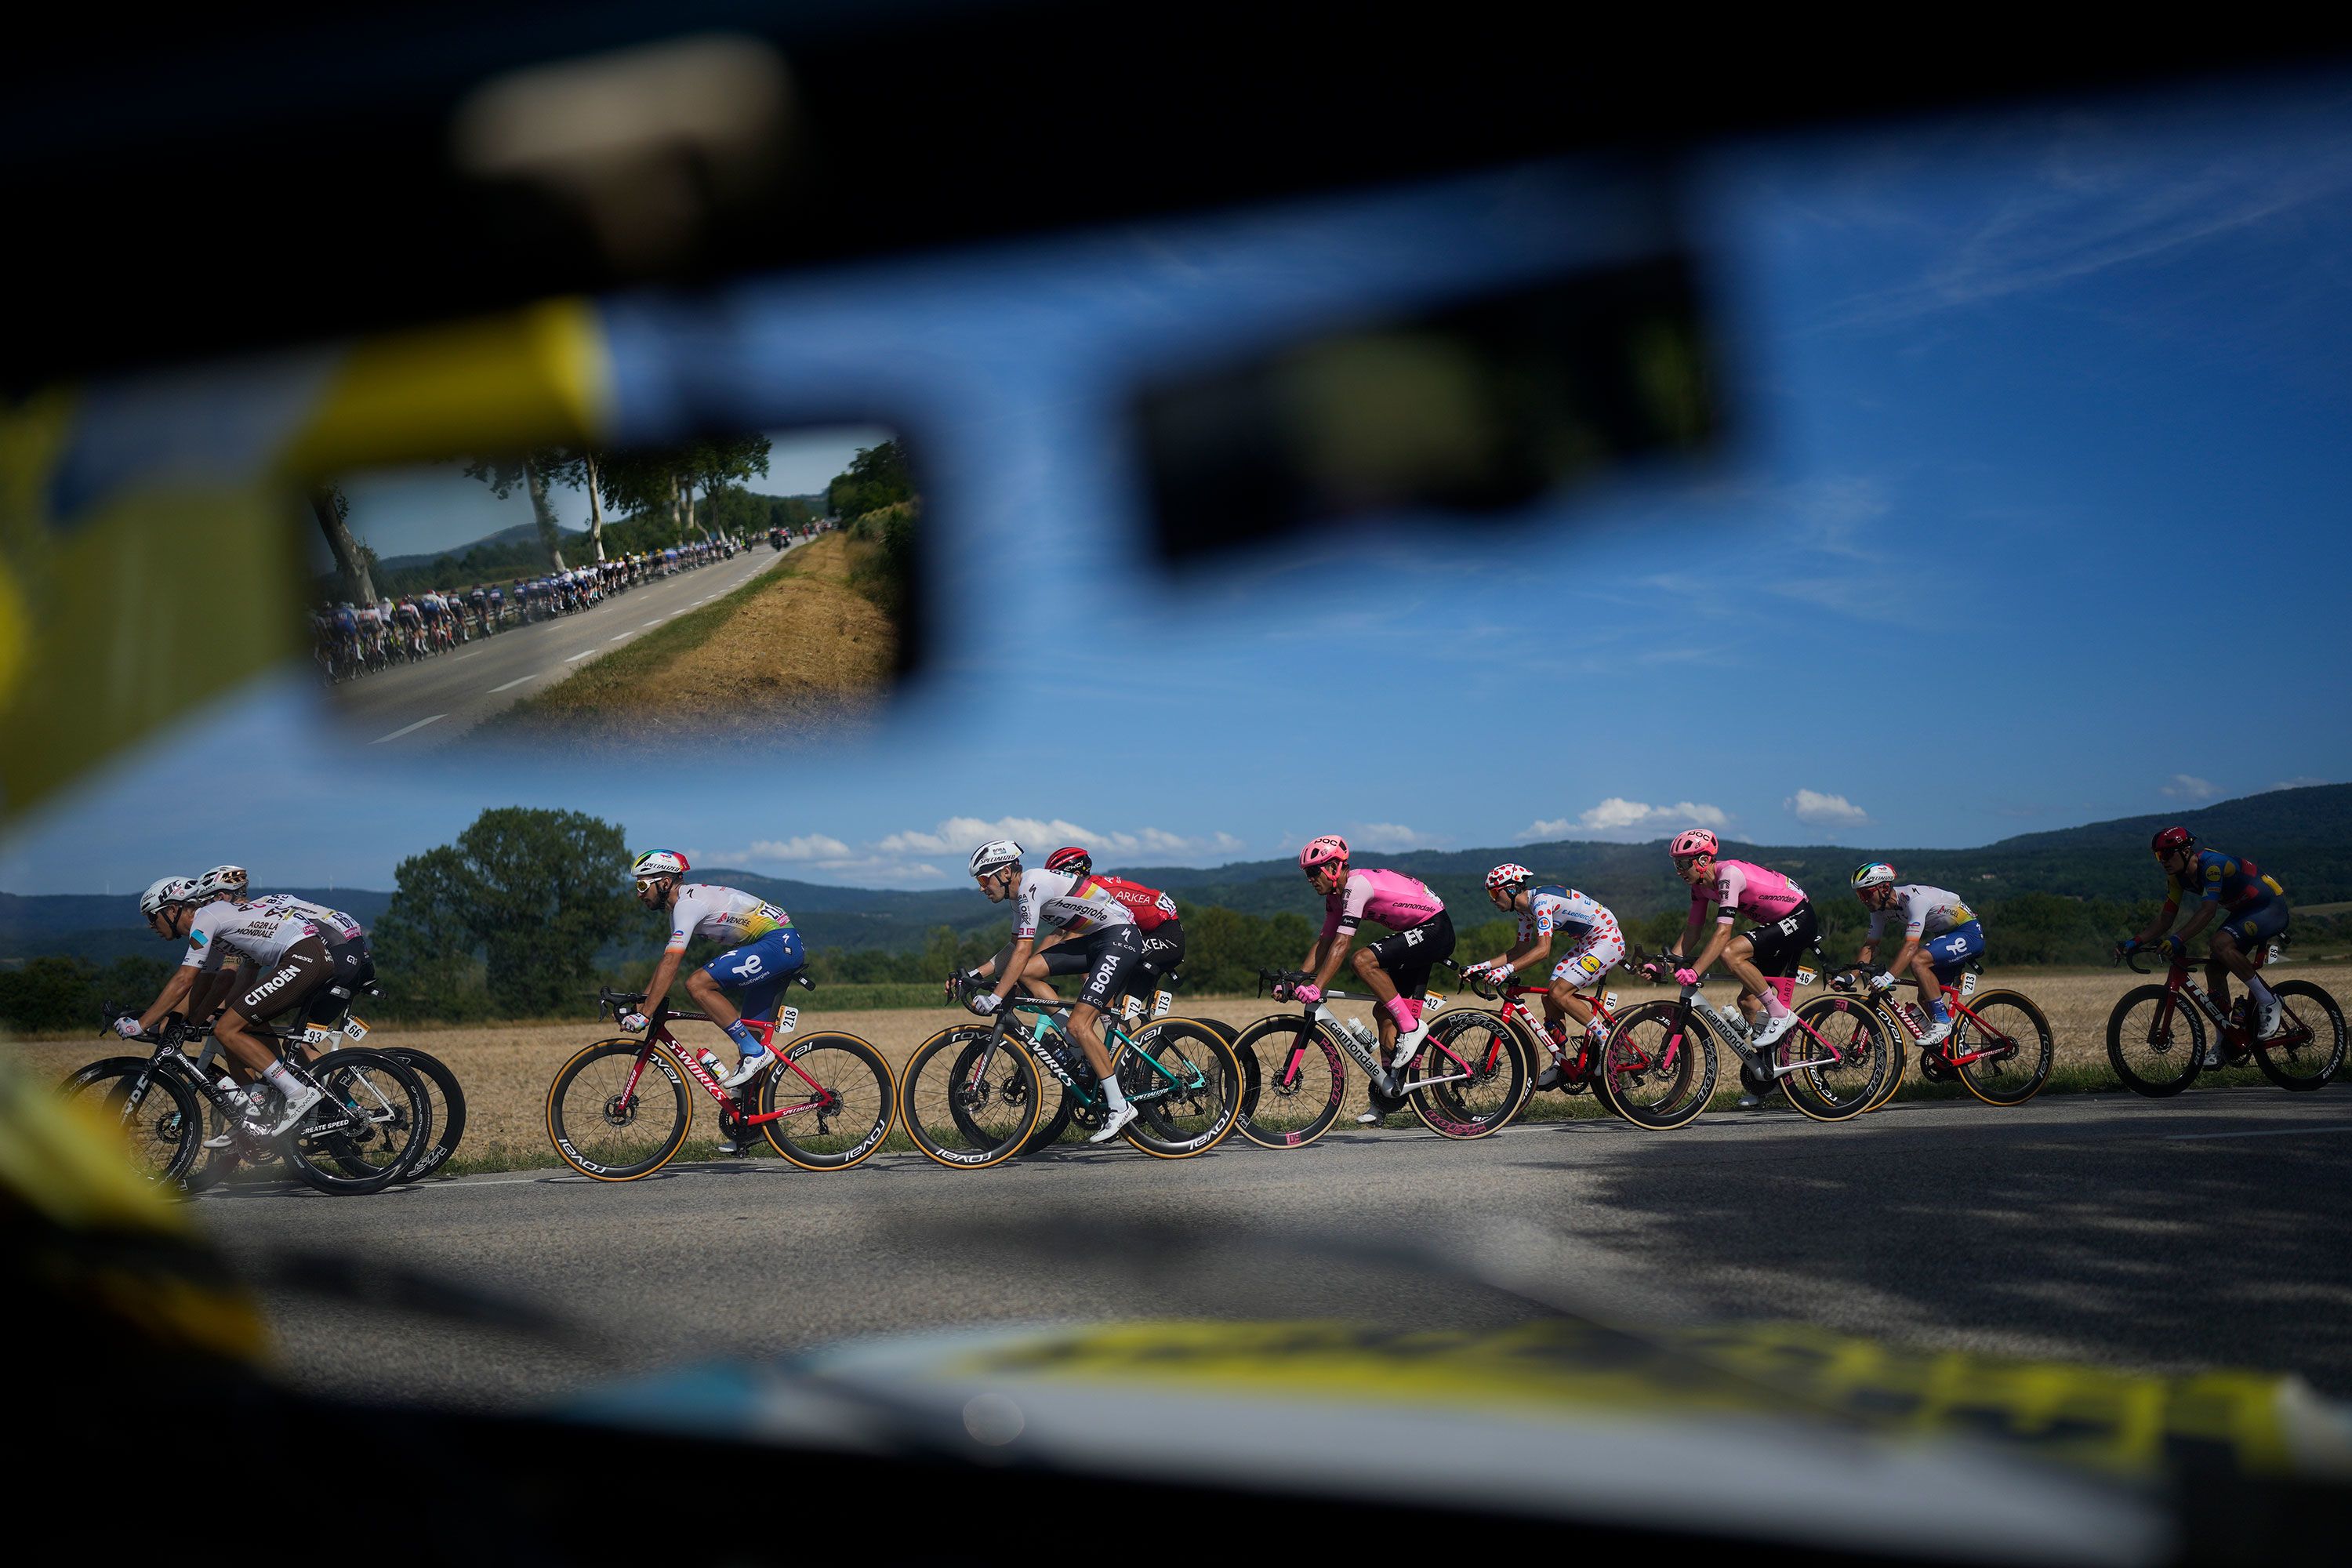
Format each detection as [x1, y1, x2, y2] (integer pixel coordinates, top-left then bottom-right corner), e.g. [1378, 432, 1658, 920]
[547, 1040, 691, 1180]
[2106, 986, 2205, 1098]
[899, 1026, 1041, 1170]
[1407, 1012, 1528, 1139]
[1777, 1000, 1889, 1122]
[1120, 1019, 1243, 1158]
[59, 1058, 202, 1186]
[1951, 991, 2053, 1107]
[759, 1032, 894, 1170]
[1229, 1014, 1345, 1149]
[380, 1047, 466, 1179]
[286, 1049, 428, 1195]
[1592, 1001, 1716, 1130]
[1864, 1012, 1909, 1111]
[2254, 981, 2347, 1091]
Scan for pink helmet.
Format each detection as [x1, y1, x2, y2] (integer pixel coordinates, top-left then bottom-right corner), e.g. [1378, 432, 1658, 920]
[1298, 834, 1349, 872]
[1668, 828, 1718, 861]
[1485, 862, 1532, 893]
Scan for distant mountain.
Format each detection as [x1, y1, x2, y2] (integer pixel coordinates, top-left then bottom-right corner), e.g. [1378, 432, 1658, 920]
[7, 786, 2343, 967]
[372, 521, 588, 578]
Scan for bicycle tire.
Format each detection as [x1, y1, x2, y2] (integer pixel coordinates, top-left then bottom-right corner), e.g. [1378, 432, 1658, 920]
[1590, 1000, 1715, 1131]
[286, 1048, 429, 1195]
[547, 1039, 691, 1180]
[1229, 1014, 1346, 1149]
[1864, 1011, 1908, 1111]
[1951, 990, 2053, 1107]
[2254, 980, 2347, 1091]
[1120, 1019, 1243, 1157]
[59, 1057, 203, 1187]
[759, 1031, 894, 1170]
[1408, 1011, 1528, 1139]
[1777, 999, 1889, 1122]
[900, 1026, 1041, 1170]
[2106, 985, 2205, 1097]
[379, 1047, 466, 1180]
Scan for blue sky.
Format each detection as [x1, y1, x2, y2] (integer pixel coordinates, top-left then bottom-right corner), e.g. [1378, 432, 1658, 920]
[8, 71, 2350, 895]
[324, 425, 895, 563]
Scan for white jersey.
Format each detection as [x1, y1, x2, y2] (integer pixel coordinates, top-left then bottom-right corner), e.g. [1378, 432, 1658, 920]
[245, 893, 365, 947]
[1867, 884, 1979, 942]
[665, 884, 790, 953]
[1011, 869, 1135, 942]
[1515, 885, 1608, 944]
[180, 898, 321, 973]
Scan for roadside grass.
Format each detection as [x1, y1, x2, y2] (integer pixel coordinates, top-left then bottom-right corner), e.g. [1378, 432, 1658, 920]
[488, 533, 895, 747]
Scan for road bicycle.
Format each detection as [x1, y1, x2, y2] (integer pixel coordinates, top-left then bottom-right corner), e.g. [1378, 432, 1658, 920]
[1798, 963, 2054, 1109]
[2106, 944, 2345, 1097]
[1224, 968, 1526, 1148]
[1006, 962, 1233, 1154]
[1447, 964, 1712, 1131]
[1612, 946, 1890, 1123]
[64, 1008, 430, 1195]
[546, 975, 894, 1180]
[900, 985, 1240, 1168]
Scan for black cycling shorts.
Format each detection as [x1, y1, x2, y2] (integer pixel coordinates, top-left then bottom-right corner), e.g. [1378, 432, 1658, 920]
[233, 936, 331, 1024]
[302, 939, 378, 1026]
[1742, 899, 1820, 979]
[1076, 925, 1147, 1015]
[1363, 912, 1456, 1000]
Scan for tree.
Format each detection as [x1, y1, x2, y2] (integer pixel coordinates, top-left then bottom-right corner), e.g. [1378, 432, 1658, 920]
[462, 456, 568, 571]
[373, 807, 639, 1017]
[827, 440, 913, 519]
[539, 447, 615, 561]
[310, 485, 376, 604]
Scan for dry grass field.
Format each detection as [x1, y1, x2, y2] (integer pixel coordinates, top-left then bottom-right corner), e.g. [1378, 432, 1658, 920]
[496, 534, 895, 746]
[14, 963, 2347, 1173]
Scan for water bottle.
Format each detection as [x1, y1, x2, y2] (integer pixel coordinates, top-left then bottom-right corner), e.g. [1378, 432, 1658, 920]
[1345, 1018, 1379, 1059]
[697, 1049, 725, 1083]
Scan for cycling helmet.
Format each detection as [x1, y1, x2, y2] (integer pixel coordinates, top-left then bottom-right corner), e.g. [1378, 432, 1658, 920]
[1669, 828, 1719, 860]
[1298, 834, 1349, 871]
[2151, 826, 2195, 855]
[1485, 862, 1533, 894]
[630, 849, 691, 881]
[969, 839, 1023, 877]
[139, 875, 200, 920]
[1044, 845, 1092, 877]
[193, 864, 249, 901]
[1849, 862, 1896, 893]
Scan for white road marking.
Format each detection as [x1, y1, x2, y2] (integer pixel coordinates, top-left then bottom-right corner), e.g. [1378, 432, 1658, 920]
[2163, 1123, 2352, 1142]
[488, 674, 541, 693]
[644, 619, 665, 627]
[608, 633, 632, 641]
[564, 648, 597, 661]
[371, 713, 446, 743]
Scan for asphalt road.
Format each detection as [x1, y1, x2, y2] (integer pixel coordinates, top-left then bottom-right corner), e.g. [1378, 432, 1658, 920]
[331, 539, 809, 748]
[193, 1086, 2352, 1409]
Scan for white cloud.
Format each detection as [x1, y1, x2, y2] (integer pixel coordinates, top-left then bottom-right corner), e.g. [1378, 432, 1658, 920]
[1345, 822, 1439, 852]
[870, 817, 1245, 865]
[2266, 776, 2330, 793]
[744, 835, 852, 862]
[2161, 775, 2220, 803]
[1523, 799, 1730, 840]
[1786, 789, 1870, 826]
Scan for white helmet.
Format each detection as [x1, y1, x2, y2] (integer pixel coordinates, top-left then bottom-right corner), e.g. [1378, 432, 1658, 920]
[631, 849, 690, 881]
[139, 875, 201, 920]
[1849, 862, 1898, 891]
[969, 839, 1023, 877]
[193, 864, 249, 902]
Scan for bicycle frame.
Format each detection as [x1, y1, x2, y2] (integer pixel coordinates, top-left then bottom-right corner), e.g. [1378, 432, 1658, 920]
[601, 986, 840, 1133]
[106, 1016, 368, 1154]
[1252, 974, 1474, 1095]
[957, 996, 1210, 1118]
[2138, 946, 2284, 1058]
[1480, 980, 1639, 1085]
[1828, 966, 2020, 1071]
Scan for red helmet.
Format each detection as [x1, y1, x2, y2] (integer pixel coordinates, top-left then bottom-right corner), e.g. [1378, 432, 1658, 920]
[2151, 826, 2194, 855]
[1045, 845, 1092, 877]
[1298, 834, 1349, 872]
[1669, 828, 1719, 861]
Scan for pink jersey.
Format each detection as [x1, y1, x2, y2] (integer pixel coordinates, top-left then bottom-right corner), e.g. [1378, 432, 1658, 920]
[1694, 859, 1808, 925]
[1321, 868, 1445, 942]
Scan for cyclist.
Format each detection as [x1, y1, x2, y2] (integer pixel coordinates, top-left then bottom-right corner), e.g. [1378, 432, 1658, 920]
[1285, 834, 1454, 1122]
[965, 839, 1147, 1143]
[392, 594, 423, 653]
[2122, 826, 2289, 1045]
[1663, 828, 1814, 1053]
[117, 876, 335, 1136]
[1850, 863, 1981, 1047]
[622, 852, 804, 1127]
[967, 845, 1186, 1014]
[1460, 863, 1625, 1092]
